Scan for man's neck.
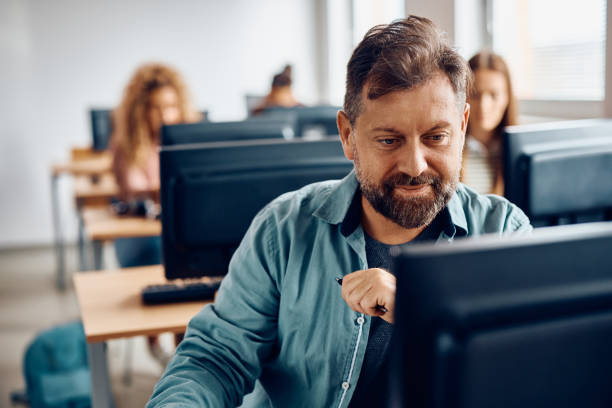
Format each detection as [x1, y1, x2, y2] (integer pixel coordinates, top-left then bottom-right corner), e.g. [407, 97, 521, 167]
[360, 196, 426, 245]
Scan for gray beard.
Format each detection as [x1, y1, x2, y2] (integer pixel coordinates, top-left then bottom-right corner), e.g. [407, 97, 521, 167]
[354, 157, 458, 229]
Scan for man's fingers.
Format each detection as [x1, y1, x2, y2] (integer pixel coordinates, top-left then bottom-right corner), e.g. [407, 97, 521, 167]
[345, 296, 366, 315]
[359, 292, 386, 316]
[343, 286, 372, 316]
[339, 268, 396, 323]
[341, 273, 369, 303]
[340, 270, 364, 292]
[344, 280, 371, 303]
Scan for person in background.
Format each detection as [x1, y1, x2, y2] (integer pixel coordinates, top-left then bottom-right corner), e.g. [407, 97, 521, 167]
[251, 64, 303, 115]
[461, 51, 518, 196]
[110, 62, 201, 363]
[111, 63, 201, 203]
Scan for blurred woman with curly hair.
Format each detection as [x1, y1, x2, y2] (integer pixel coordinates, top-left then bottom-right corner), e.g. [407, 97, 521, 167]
[111, 63, 201, 199]
[110, 62, 201, 267]
[110, 63, 201, 366]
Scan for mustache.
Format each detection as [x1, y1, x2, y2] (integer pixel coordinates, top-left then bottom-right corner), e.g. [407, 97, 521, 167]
[382, 172, 439, 188]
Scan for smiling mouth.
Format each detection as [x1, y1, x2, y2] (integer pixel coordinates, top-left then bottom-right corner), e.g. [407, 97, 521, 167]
[394, 184, 432, 195]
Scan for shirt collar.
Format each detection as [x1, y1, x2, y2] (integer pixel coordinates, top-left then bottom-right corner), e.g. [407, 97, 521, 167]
[313, 170, 360, 225]
[446, 188, 468, 237]
[313, 170, 468, 238]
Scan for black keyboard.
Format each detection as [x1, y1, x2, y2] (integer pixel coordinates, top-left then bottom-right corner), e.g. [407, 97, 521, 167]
[141, 279, 222, 305]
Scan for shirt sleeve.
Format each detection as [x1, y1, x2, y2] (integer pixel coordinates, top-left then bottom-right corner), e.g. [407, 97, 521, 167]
[147, 209, 281, 407]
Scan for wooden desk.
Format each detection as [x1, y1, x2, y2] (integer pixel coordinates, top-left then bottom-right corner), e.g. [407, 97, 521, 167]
[52, 150, 112, 177]
[50, 149, 112, 289]
[74, 265, 210, 342]
[82, 207, 161, 270]
[74, 174, 119, 208]
[73, 175, 160, 271]
[83, 207, 161, 241]
[74, 174, 158, 208]
[73, 175, 119, 271]
[74, 265, 213, 408]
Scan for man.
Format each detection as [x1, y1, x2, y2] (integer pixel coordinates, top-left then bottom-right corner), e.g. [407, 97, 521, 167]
[148, 16, 531, 407]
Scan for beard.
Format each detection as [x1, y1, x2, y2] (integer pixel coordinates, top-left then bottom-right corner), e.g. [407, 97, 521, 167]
[354, 152, 459, 229]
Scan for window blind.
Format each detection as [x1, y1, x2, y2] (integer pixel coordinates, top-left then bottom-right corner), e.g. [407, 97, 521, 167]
[490, 0, 606, 101]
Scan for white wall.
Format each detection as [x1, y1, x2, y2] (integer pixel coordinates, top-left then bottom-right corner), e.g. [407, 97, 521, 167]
[405, 0, 455, 43]
[454, 0, 487, 59]
[0, 0, 320, 247]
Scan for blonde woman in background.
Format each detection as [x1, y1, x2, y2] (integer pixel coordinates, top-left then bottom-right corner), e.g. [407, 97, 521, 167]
[110, 63, 201, 364]
[462, 51, 518, 196]
[112, 63, 201, 201]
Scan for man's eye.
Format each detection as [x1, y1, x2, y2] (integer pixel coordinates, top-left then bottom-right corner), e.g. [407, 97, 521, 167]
[426, 134, 447, 142]
[380, 138, 396, 145]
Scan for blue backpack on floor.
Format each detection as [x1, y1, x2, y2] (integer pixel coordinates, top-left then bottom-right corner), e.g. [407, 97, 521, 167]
[20, 321, 92, 408]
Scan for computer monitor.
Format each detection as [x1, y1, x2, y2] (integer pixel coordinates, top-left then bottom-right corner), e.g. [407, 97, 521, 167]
[245, 93, 265, 117]
[161, 117, 296, 146]
[261, 105, 341, 137]
[160, 137, 352, 280]
[90, 109, 113, 151]
[390, 222, 612, 408]
[522, 145, 612, 225]
[502, 119, 612, 225]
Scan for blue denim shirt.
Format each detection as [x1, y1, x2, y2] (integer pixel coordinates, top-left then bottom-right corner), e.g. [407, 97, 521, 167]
[148, 171, 532, 407]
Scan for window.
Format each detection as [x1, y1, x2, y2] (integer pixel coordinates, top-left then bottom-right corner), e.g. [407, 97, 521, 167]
[352, 0, 406, 47]
[324, 0, 405, 106]
[489, 0, 606, 102]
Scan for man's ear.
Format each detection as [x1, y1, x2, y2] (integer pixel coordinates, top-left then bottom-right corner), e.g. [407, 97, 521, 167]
[337, 110, 355, 161]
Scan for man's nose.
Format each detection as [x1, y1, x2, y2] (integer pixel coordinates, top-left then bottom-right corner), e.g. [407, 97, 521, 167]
[397, 144, 427, 178]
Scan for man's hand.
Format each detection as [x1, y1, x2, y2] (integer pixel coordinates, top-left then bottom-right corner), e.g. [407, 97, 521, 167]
[340, 268, 396, 324]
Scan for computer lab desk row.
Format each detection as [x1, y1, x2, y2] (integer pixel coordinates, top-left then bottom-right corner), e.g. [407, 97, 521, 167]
[73, 265, 212, 408]
[51, 149, 113, 289]
[80, 206, 161, 270]
[50, 149, 159, 288]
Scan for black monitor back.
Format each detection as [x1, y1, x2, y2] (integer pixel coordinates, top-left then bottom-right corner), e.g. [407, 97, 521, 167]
[502, 119, 612, 224]
[261, 105, 340, 136]
[90, 109, 113, 151]
[390, 222, 612, 408]
[161, 117, 296, 146]
[160, 138, 352, 279]
[525, 145, 612, 224]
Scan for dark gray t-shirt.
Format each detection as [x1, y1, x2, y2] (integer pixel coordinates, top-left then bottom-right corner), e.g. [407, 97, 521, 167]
[347, 203, 446, 408]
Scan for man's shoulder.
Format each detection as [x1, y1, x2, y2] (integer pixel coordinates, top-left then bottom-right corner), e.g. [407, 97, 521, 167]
[451, 183, 532, 235]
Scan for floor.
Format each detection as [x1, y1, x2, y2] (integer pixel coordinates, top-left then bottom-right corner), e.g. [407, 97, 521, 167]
[0, 243, 173, 408]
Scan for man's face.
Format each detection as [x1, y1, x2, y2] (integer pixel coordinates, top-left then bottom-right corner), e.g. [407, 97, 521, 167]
[338, 73, 469, 229]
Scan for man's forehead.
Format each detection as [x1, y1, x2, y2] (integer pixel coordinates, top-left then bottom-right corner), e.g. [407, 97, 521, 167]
[361, 71, 457, 99]
[358, 74, 462, 129]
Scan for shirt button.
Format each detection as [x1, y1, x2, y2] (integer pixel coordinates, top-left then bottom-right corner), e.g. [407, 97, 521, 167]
[356, 316, 365, 325]
[342, 381, 350, 390]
